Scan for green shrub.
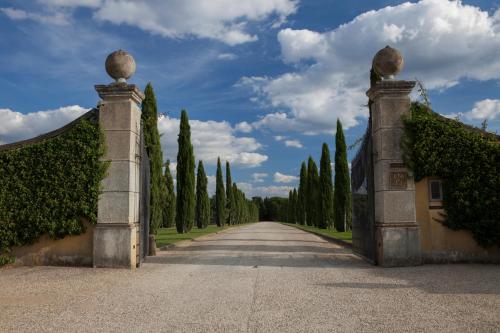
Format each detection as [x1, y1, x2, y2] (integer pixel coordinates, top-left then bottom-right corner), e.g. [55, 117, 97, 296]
[403, 102, 500, 247]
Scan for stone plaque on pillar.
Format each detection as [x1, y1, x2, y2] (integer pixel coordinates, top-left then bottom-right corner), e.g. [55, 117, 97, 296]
[389, 172, 407, 189]
[367, 46, 421, 267]
[93, 50, 145, 268]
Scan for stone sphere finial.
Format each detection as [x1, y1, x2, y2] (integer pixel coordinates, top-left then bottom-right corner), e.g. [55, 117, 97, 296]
[372, 45, 404, 80]
[105, 49, 136, 83]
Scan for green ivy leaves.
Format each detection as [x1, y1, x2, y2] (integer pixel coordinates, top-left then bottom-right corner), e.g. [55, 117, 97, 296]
[0, 118, 107, 263]
[403, 103, 500, 247]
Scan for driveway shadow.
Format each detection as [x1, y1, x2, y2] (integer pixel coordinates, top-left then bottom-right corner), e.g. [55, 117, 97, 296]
[316, 264, 500, 295]
[166, 244, 351, 254]
[146, 250, 367, 269]
[198, 238, 327, 244]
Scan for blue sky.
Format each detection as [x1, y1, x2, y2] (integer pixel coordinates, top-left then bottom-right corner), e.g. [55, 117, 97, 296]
[1, 0, 499, 197]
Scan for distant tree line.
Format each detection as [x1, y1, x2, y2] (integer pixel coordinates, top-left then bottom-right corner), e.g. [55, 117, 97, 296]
[256, 197, 288, 222]
[212, 158, 260, 226]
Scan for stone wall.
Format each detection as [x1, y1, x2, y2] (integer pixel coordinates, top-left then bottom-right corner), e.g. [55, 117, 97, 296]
[11, 219, 94, 267]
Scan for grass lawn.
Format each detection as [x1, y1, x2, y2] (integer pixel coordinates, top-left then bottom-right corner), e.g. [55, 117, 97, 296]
[155, 225, 229, 248]
[282, 223, 353, 243]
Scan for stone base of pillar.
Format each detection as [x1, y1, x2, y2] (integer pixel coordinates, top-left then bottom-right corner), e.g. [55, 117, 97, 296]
[93, 224, 137, 268]
[376, 225, 421, 267]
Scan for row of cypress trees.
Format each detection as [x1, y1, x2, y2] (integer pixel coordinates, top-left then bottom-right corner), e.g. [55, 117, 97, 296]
[141, 83, 256, 235]
[214, 158, 259, 226]
[142, 82, 350, 234]
[141, 84, 205, 234]
[287, 119, 352, 231]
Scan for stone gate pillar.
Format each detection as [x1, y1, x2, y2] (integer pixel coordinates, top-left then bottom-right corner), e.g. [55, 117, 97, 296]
[367, 46, 421, 267]
[93, 50, 144, 268]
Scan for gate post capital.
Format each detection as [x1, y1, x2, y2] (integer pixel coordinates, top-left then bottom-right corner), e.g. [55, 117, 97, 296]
[95, 83, 145, 105]
[367, 80, 415, 101]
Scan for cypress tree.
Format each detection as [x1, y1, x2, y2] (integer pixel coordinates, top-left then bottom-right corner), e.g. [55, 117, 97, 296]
[307, 157, 320, 227]
[287, 190, 293, 223]
[292, 188, 299, 224]
[142, 83, 166, 235]
[232, 183, 240, 224]
[210, 196, 216, 225]
[176, 110, 195, 233]
[319, 143, 334, 229]
[226, 161, 235, 225]
[333, 119, 352, 232]
[163, 160, 176, 228]
[297, 162, 307, 225]
[195, 160, 210, 229]
[289, 189, 297, 224]
[215, 157, 226, 226]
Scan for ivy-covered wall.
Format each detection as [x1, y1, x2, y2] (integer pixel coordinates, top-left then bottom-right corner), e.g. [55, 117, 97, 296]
[0, 115, 108, 265]
[403, 102, 500, 247]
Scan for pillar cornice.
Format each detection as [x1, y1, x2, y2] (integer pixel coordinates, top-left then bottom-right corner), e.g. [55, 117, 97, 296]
[367, 80, 415, 101]
[95, 83, 145, 104]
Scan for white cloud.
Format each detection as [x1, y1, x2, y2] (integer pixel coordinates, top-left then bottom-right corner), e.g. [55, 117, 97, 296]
[0, 105, 89, 144]
[36, 0, 297, 45]
[1, 7, 29, 19]
[168, 162, 177, 178]
[464, 99, 500, 120]
[274, 135, 285, 141]
[206, 175, 216, 195]
[252, 172, 268, 182]
[274, 135, 302, 148]
[0, 7, 69, 25]
[235, 121, 253, 133]
[284, 139, 302, 148]
[237, 182, 292, 198]
[95, 0, 298, 45]
[241, 0, 500, 135]
[274, 172, 298, 183]
[217, 53, 238, 60]
[158, 116, 267, 168]
[0, 106, 267, 168]
[278, 28, 329, 63]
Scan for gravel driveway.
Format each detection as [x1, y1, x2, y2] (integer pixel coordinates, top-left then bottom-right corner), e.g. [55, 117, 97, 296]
[1, 222, 499, 332]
